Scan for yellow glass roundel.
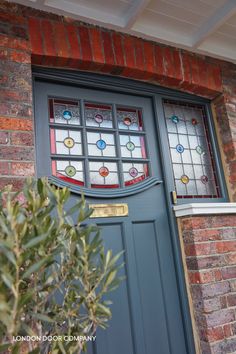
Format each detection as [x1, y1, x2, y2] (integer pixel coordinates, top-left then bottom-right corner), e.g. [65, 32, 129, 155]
[64, 137, 75, 148]
[181, 175, 189, 184]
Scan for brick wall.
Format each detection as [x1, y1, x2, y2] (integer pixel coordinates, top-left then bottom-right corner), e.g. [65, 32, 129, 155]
[1, 1, 236, 353]
[179, 215, 236, 354]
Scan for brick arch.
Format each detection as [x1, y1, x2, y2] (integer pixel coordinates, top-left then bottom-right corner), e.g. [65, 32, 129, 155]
[28, 17, 222, 99]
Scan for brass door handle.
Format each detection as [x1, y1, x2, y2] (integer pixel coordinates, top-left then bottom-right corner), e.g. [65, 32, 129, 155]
[171, 190, 177, 205]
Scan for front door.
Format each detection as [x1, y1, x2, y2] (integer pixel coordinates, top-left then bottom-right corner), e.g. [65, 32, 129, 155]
[35, 79, 190, 354]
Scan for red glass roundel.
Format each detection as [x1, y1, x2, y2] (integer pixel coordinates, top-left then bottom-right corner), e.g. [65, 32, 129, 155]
[99, 166, 109, 177]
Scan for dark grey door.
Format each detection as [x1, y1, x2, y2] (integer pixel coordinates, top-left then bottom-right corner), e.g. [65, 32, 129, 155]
[34, 81, 189, 354]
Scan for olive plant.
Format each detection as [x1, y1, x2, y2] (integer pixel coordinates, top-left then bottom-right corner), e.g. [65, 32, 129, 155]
[0, 178, 123, 354]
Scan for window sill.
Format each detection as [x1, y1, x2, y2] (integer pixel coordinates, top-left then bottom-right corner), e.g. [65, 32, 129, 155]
[173, 203, 236, 217]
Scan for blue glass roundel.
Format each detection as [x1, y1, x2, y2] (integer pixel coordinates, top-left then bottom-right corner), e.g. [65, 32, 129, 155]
[96, 139, 106, 150]
[176, 144, 184, 153]
[63, 110, 72, 120]
[171, 115, 179, 124]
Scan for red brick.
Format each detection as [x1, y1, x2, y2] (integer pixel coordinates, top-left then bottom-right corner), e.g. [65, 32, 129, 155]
[201, 282, 230, 299]
[185, 242, 216, 256]
[28, 17, 43, 64]
[101, 30, 115, 73]
[225, 253, 236, 265]
[53, 22, 69, 67]
[0, 34, 29, 51]
[223, 323, 232, 338]
[206, 308, 235, 327]
[41, 19, 57, 66]
[123, 36, 135, 77]
[0, 161, 9, 175]
[0, 177, 25, 191]
[112, 32, 124, 67]
[189, 270, 216, 284]
[0, 89, 31, 103]
[10, 131, 34, 146]
[162, 46, 175, 78]
[0, 131, 9, 144]
[78, 26, 92, 69]
[89, 27, 104, 67]
[154, 45, 164, 77]
[222, 266, 236, 280]
[227, 294, 236, 307]
[143, 41, 155, 75]
[208, 64, 222, 93]
[216, 241, 236, 253]
[0, 12, 26, 26]
[66, 24, 81, 68]
[0, 117, 33, 131]
[200, 327, 224, 342]
[8, 50, 31, 64]
[134, 38, 144, 71]
[172, 48, 182, 81]
[10, 162, 35, 176]
[0, 146, 34, 161]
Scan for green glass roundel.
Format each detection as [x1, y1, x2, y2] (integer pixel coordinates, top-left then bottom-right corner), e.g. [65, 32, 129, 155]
[126, 141, 135, 151]
[65, 165, 76, 177]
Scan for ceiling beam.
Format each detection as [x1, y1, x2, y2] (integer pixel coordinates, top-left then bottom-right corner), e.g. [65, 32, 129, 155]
[192, 0, 236, 49]
[123, 0, 151, 29]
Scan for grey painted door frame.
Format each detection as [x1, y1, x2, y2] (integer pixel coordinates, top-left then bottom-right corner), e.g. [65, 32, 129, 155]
[32, 67, 227, 354]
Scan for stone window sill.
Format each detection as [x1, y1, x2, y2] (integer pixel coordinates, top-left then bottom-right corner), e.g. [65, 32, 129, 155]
[173, 203, 236, 217]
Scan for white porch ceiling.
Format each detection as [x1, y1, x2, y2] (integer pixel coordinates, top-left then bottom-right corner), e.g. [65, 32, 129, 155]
[9, 0, 236, 64]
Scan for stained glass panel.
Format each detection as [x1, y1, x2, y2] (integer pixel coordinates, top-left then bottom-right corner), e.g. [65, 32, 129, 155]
[120, 134, 146, 159]
[164, 100, 220, 198]
[117, 107, 143, 131]
[49, 98, 149, 189]
[123, 162, 149, 186]
[85, 103, 113, 128]
[87, 132, 116, 157]
[50, 129, 82, 155]
[89, 161, 119, 188]
[51, 160, 84, 186]
[49, 99, 81, 125]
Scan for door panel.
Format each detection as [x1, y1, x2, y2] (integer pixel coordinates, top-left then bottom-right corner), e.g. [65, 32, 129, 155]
[35, 80, 189, 354]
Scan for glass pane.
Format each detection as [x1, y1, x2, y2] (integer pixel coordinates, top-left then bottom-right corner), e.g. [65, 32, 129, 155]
[51, 160, 84, 186]
[89, 161, 119, 188]
[117, 107, 143, 131]
[85, 102, 113, 128]
[119, 134, 146, 159]
[87, 132, 116, 157]
[123, 162, 149, 186]
[164, 100, 219, 198]
[50, 129, 82, 155]
[49, 99, 81, 125]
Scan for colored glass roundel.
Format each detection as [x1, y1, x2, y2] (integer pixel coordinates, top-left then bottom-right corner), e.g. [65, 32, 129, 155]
[181, 175, 189, 184]
[63, 110, 72, 120]
[65, 165, 76, 177]
[64, 137, 75, 148]
[126, 141, 135, 151]
[99, 166, 109, 177]
[171, 115, 179, 124]
[176, 144, 184, 154]
[201, 175, 208, 184]
[123, 117, 132, 126]
[196, 145, 204, 155]
[192, 118, 198, 125]
[129, 167, 138, 178]
[94, 113, 103, 124]
[96, 139, 106, 150]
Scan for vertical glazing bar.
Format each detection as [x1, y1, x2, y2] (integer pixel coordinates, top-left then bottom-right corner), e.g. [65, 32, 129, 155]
[80, 99, 90, 188]
[112, 104, 124, 188]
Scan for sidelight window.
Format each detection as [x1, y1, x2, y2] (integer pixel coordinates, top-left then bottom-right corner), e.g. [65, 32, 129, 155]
[163, 100, 220, 199]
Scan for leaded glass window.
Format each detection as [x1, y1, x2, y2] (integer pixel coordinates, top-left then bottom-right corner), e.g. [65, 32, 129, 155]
[163, 100, 220, 199]
[49, 98, 149, 188]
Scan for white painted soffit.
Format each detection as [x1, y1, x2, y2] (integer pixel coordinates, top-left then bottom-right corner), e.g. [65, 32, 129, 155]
[9, 0, 236, 64]
[173, 203, 236, 217]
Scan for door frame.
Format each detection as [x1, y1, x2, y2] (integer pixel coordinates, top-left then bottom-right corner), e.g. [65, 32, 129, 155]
[32, 67, 228, 354]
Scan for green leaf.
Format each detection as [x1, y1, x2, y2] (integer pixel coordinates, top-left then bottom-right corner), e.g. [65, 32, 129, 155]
[31, 313, 55, 323]
[28, 348, 40, 354]
[17, 290, 35, 310]
[23, 232, 51, 249]
[1, 273, 15, 293]
[0, 343, 11, 352]
[22, 257, 53, 279]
